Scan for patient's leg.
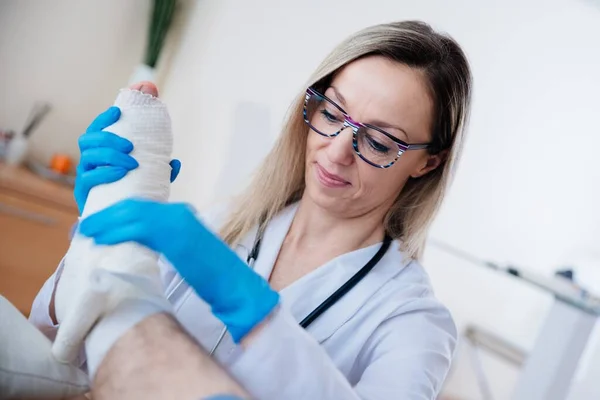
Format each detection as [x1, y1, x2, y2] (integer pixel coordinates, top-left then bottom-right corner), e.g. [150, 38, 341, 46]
[53, 81, 174, 362]
[66, 83, 248, 399]
[91, 313, 249, 400]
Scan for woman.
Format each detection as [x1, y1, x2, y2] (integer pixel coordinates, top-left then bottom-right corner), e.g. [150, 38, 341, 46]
[31, 20, 471, 399]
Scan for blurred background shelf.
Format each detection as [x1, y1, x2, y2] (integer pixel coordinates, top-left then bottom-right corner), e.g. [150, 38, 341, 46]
[0, 163, 77, 315]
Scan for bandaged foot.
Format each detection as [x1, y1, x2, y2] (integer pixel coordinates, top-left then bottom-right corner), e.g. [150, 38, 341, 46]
[53, 82, 174, 364]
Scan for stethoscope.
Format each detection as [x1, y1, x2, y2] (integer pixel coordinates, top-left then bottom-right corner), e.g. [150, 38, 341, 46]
[167, 229, 393, 356]
[213, 228, 393, 355]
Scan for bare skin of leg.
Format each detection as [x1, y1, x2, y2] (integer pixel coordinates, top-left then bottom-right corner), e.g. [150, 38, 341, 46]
[92, 313, 249, 400]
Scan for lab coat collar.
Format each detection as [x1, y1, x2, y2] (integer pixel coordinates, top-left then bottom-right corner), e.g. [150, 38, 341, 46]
[283, 240, 408, 343]
[236, 203, 411, 343]
[249, 203, 299, 279]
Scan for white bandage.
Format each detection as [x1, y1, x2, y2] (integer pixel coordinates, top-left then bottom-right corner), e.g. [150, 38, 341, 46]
[52, 89, 173, 363]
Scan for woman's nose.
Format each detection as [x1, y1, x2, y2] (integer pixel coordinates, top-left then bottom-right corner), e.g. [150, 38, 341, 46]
[326, 126, 355, 166]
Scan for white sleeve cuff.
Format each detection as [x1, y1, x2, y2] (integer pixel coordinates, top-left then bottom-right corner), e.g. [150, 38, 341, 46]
[227, 308, 321, 400]
[227, 306, 359, 400]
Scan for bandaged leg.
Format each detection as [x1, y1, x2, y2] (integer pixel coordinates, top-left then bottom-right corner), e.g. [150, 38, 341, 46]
[53, 84, 173, 363]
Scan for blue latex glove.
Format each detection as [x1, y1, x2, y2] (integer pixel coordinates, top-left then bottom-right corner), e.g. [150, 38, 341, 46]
[78, 198, 280, 343]
[74, 106, 181, 214]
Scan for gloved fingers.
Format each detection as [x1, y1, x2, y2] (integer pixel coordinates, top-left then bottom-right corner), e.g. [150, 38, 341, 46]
[74, 129, 136, 213]
[85, 106, 121, 134]
[78, 200, 197, 255]
[169, 159, 181, 183]
[79, 147, 138, 172]
[79, 198, 155, 237]
[83, 221, 149, 247]
[75, 167, 128, 210]
[79, 130, 133, 153]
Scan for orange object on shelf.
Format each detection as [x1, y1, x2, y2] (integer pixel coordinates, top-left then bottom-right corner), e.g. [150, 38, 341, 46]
[50, 154, 73, 174]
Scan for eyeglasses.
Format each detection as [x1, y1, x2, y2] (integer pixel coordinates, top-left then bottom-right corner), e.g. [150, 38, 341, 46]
[303, 87, 431, 169]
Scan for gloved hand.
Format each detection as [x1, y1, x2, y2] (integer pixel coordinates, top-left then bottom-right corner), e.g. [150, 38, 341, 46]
[78, 198, 280, 343]
[74, 107, 182, 214]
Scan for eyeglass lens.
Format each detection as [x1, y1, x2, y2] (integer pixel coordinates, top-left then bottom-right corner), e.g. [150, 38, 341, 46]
[305, 92, 400, 167]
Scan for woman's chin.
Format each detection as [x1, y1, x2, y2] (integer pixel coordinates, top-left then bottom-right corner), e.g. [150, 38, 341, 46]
[305, 177, 351, 210]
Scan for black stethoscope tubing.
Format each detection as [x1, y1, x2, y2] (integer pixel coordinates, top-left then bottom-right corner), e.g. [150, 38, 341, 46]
[247, 231, 393, 329]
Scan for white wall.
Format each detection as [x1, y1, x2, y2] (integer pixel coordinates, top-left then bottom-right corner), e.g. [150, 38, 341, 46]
[160, 1, 600, 399]
[0, 0, 150, 163]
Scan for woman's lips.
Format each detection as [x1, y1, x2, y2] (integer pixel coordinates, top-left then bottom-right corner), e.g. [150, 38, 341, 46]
[315, 163, 351, 188]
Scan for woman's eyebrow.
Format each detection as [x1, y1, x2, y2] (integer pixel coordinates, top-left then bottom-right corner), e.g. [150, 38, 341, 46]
[330, 85, 409, 138]
[368, 119, 409, 138]
[330, 86, 348, 108]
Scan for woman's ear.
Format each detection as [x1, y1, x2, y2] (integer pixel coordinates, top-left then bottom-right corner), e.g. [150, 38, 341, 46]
[410, 150, 448, 178]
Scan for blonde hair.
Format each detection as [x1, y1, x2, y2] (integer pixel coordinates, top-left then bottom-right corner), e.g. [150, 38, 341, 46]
[220, 20, 472, 260]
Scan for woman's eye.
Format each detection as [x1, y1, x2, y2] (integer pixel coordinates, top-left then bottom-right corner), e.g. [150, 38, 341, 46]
[320, 109, 340, 124]
[366, 135, 390, 153]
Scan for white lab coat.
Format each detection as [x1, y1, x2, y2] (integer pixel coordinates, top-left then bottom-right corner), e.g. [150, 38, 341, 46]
[30, 202, 457, 400]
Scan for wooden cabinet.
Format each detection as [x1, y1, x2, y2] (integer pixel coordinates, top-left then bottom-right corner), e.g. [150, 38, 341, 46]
[0, 164, 78, 315]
